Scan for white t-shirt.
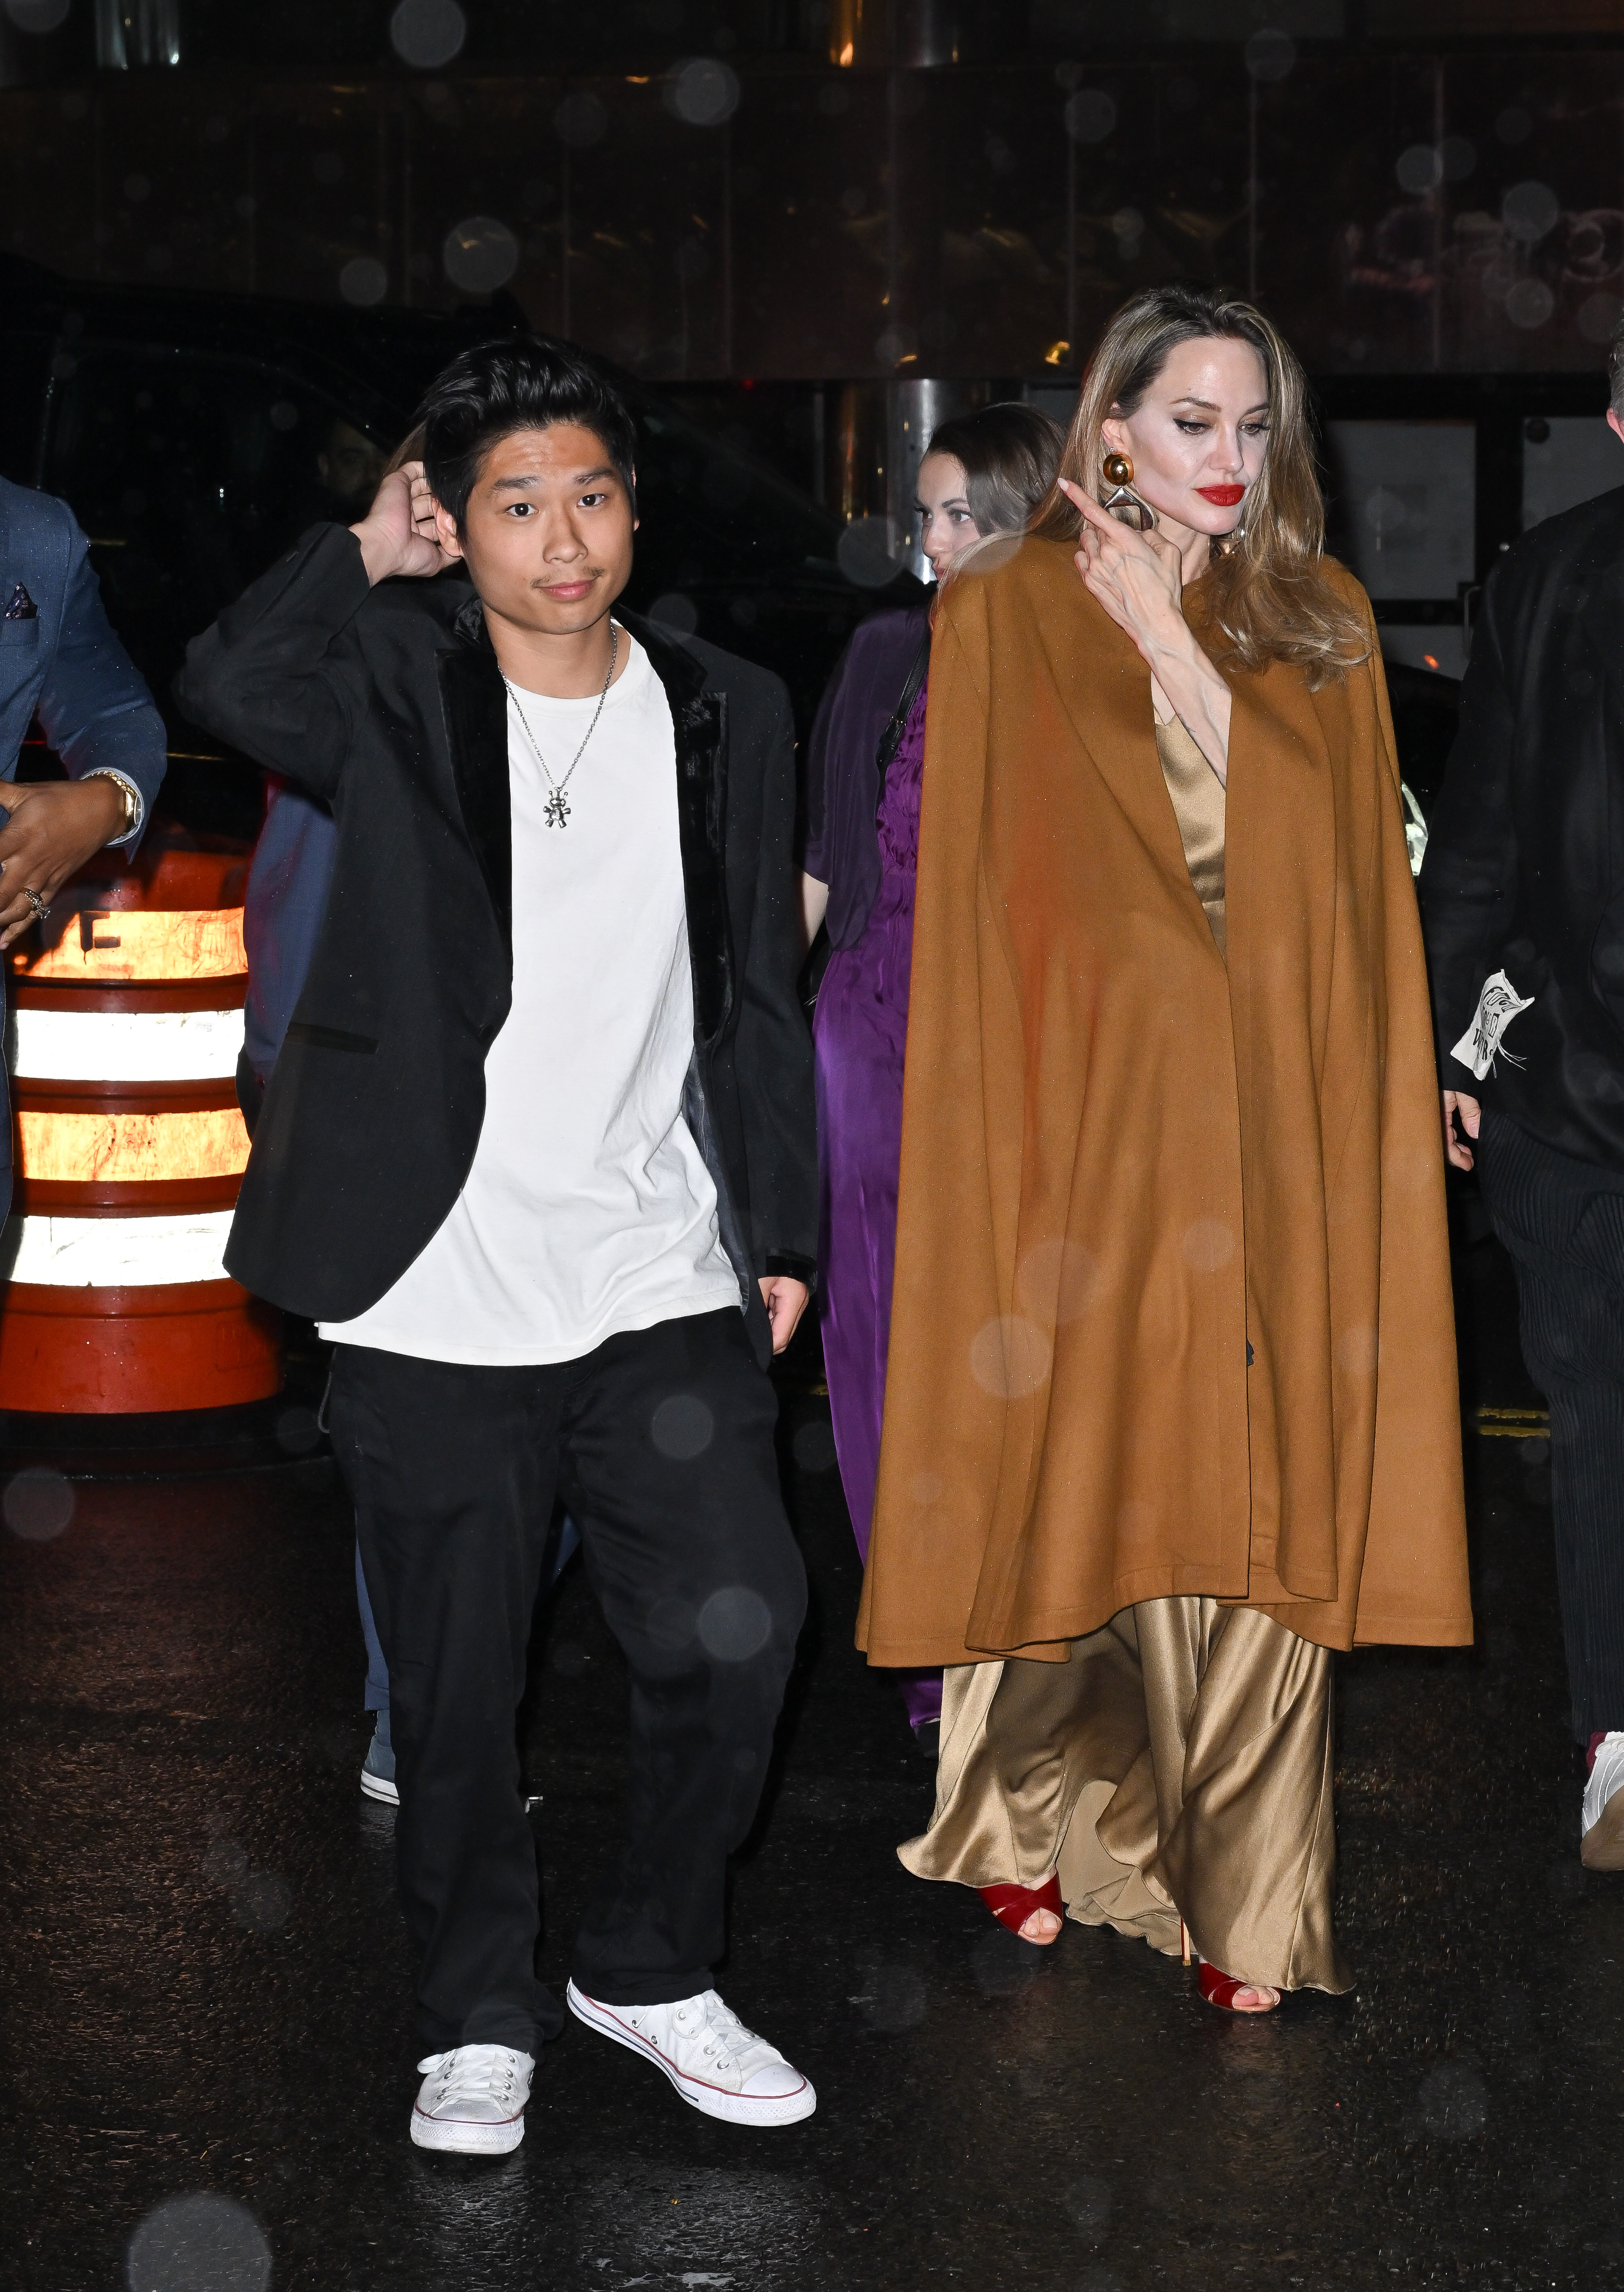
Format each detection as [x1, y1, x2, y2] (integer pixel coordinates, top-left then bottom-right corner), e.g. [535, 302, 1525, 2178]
[320, 629, 742, 1366]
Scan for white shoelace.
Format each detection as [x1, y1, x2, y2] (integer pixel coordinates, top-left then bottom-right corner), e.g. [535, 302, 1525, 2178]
[417, 2045, 526, 2113]
[665, 1993, 762, 2073]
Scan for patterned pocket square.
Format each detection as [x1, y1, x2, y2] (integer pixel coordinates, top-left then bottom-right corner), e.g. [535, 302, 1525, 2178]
[4, 584, 37, 620]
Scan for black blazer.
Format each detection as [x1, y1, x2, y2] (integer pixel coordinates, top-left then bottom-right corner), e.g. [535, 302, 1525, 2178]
[175, 524, 816, 1364]
[1420, 483, 1624, 1167]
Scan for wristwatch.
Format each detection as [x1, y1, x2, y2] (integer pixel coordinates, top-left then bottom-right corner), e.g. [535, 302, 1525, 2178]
[84, 768, 143, 844]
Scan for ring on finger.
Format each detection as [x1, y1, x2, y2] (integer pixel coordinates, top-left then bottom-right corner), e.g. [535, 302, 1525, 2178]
[22, 885, 49, 924]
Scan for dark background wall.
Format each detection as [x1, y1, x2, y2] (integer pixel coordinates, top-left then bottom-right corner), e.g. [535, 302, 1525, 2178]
[3, 2, 1624, 387]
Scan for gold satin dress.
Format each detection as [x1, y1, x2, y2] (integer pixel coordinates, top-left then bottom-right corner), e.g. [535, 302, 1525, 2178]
[899, 710, 1350, 1997]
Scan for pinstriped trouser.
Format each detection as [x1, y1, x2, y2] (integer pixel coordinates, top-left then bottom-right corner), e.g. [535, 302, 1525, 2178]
[1477, 1107, 1624, 1743]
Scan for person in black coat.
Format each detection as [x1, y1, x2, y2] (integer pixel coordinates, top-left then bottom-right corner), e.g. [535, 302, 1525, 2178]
[1422, 346, 1624, 1873]
[176, 337, 818, 2153]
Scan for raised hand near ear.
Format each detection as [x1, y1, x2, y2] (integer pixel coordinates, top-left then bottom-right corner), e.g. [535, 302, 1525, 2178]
[351, 462, 453, 586]
[1056, 477, 1233, 781]
[1058, 478, 1187, 662]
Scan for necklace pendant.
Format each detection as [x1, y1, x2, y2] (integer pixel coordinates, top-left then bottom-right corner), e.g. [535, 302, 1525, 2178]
[543, 788, 571, 829]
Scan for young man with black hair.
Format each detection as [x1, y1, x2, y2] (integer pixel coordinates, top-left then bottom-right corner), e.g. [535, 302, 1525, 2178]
[178, 338, 818, 2152]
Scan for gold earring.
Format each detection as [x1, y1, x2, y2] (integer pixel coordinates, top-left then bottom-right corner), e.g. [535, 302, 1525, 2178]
[1101, 448, 1155, 533]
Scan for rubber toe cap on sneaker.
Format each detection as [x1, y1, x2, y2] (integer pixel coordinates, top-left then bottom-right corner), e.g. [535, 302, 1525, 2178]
[741, 2060, 810, 2099]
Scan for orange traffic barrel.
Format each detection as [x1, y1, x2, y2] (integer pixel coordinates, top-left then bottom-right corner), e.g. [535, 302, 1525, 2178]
[0, 844, 281, 1413]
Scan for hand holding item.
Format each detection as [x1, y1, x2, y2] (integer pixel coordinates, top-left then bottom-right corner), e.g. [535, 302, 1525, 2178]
[351, 461, 452, 586]
[1443, 1089, 1481, 1172]
[0, 776, 128, 950]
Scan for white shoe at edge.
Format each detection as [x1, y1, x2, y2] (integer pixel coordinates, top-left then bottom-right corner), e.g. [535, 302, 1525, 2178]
[410, 2043, 534, 2154]
[567, 1981, 816, 2127]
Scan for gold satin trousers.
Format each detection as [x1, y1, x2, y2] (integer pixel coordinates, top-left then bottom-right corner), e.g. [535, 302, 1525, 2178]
[900, 1598, 1351, 1994]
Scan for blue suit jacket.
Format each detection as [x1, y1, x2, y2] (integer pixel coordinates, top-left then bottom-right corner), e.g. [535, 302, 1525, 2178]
[0, 477, 168, 1224]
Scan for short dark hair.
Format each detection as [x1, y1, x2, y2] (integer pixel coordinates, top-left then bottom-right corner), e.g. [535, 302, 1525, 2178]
[417, 335, 638, 531]
[922, 402, 1065, 535]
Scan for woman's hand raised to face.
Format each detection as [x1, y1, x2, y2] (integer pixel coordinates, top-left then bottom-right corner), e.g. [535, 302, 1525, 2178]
[1057, 475, 1233, 781]
[350, 461, 454, 587]
[1059, 477, 1189, 664]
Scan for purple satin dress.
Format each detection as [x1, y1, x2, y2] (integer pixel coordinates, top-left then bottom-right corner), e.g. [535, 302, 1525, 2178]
[813, 680, 941, 1730]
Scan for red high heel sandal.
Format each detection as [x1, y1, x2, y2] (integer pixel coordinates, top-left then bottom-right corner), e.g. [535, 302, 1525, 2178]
[1196, 1959, 1281, 2014]
[978, 1873, 1063, 1941]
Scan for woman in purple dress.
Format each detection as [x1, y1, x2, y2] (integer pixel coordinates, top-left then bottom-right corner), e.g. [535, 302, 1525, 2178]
[801, 404, 1064, 1753]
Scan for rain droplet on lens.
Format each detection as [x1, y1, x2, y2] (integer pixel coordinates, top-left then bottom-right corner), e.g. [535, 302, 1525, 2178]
[970, 1925, 1041, 1995]
[651, 1393, 715, 1461]
[1506, 277, 1555, 330]
[4, 1467, 74, 1542]
[554, 91, 608, 148]
[202, 1836, 248, 1888]
[1502, 179, 1560, 244]
[1180, 1218, 1234, 1272]
[791, 1419, 838, 1473]
[275, 1405, 321, 1453]
[127, 2192, 271, 2292]
[1065, 2174, 1112, 2232]
[338, 256, 388, 307]
[1416, 2058, 1487, 2140]
[233, 1871, 292, 1935]
[5, 0, 72, 33]
[443, 214, 519, 295]
[649, 591, 700, 636]
[861, 1962, 927, 2033]
[646, 1596, 697, 1651]
[1581, 291, 1624, 342]
[668, 56, 741, 128]
[1243, 27, 1294, 82]
[1395, 144, 1443, 196]
[1063, 88, 1115, 144]
[697, 1585, 773, 1662]
[389, 0, 466, 69]
[837, 514, 908, 591]
[968, 1314, 1052, 1400]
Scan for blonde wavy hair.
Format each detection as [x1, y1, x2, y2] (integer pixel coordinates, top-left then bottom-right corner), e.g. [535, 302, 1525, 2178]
[1032, 284, 1368, 687]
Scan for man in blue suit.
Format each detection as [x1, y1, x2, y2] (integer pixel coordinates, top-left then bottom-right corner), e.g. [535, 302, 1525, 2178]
[0, 476, 168, 1220]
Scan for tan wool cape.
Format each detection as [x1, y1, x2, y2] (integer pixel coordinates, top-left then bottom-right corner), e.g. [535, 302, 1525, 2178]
[855, 536, 1473, 1671]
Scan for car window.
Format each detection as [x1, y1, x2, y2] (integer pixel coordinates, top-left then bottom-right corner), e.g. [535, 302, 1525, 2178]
[40, 342, 387, 704]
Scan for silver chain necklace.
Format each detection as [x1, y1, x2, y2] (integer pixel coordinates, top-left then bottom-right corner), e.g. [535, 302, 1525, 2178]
[502, 625, 619, 829]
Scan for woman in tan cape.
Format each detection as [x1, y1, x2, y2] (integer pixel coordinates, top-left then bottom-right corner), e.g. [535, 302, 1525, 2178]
[855, 283, 1473, 2012]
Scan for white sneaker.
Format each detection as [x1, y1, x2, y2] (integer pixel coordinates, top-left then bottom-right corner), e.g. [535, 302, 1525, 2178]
[567, 1981, 816, 2127]
[1583, 1732, 1624, 1870]
[409, 2043, 534, 2154]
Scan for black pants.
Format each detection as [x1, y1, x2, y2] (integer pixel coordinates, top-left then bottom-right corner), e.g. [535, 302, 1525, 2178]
[327, 1308, 807, 2055]
[1477, 1108, 1624, 1743]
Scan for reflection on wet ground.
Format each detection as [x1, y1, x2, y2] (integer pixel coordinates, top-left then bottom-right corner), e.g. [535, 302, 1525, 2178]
[3, 1231, 1621, 2289]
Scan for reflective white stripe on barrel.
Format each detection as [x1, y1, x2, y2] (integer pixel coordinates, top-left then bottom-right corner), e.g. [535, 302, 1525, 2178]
[7, 1004, 245, 1082]
[1, 1210, 234, 1286]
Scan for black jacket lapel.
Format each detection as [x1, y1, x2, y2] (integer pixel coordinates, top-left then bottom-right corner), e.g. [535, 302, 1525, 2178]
[624, 610, 735, 1048]
[438, 597, 512, 955]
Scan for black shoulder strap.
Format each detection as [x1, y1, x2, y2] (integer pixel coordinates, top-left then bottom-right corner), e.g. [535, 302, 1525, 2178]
[874, 631, 931, 815]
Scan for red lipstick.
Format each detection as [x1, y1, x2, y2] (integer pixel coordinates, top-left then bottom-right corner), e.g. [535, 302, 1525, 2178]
[1197, 484, 1245, 507]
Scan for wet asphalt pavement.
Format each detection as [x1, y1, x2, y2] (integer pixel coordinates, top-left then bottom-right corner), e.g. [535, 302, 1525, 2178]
[2, 1214, 1621, 2292]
